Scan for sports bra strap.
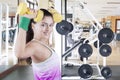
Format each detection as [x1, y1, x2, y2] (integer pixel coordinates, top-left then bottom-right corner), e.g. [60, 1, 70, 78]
[32, 39, 53, 53]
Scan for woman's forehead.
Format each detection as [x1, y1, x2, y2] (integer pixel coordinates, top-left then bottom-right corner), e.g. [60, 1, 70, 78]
[41, 16, 54, 24]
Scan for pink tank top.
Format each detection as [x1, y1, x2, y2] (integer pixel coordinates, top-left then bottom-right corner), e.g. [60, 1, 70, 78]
[32, 40, 61, 80]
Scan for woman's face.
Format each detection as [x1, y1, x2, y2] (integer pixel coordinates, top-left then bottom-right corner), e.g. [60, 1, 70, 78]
[33, 16, 54, 40]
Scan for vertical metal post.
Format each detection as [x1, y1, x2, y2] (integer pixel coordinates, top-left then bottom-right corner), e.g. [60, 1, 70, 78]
[97, 40, 100, 65]
[12, 14, 17, 65]
[0, 4, 2, 59]
[61, 0, 64, 61]
[65, 0, 67, 51]
[5, 4, 9, 65]
[83, 58, 87, 64]
[103, 57, 106, 67]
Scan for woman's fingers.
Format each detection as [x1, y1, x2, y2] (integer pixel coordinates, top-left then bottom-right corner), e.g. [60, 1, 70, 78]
[23, 9, 38, 19]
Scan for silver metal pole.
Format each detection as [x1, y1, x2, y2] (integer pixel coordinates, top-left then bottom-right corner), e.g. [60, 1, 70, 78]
[12, 14, 18, 64]
[0, 4, 2, 59]
[4, 4, 9, 65]
[103, 57, 106, 67]
[83, 58, 87, 64]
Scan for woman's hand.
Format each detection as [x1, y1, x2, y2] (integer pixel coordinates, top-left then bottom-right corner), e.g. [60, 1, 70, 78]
[22, 9, 38, 19]
[19, 9, 38, 31]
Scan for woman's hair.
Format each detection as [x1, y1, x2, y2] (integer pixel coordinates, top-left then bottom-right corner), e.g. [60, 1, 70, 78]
[26, 9, 54, 64]
[40, 9, 53, 19]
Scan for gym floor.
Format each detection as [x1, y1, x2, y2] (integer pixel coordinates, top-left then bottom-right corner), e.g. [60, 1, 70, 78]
[0, 65, 120, 80]
[0, 66, 34, 80]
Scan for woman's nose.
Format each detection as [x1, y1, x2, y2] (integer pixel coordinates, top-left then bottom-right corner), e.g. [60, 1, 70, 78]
[45, 26, 49, 31]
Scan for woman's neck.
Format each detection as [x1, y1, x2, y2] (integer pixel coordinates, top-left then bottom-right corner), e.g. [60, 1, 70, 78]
[33, 38, 49, 45]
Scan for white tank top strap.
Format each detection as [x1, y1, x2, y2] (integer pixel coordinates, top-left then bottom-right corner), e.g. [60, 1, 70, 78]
[32, 39, 53, 52]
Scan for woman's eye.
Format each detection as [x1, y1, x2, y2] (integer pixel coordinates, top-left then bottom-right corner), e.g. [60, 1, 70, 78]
[41, 24, 45, 27]
[49, 25, 52, 27]
[49, 24, 53, 27]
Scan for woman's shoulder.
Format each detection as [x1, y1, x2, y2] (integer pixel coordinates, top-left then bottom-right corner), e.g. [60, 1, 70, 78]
[26, 40, 42, 55]
[26, 40, 39, 48]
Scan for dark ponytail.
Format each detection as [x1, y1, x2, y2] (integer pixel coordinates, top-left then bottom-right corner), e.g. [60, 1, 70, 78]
[26, 19, 34, 43]
[25, 19, 34, 65]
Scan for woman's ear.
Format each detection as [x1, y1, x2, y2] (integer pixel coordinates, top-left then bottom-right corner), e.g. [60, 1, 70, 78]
[31, 23, 35, 30]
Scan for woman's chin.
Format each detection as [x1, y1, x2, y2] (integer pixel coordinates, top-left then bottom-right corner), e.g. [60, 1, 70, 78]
[44, 36, 49, 40]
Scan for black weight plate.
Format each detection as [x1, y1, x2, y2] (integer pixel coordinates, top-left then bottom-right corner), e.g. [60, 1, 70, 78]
[56, 20, 72, 35]
[68, 22, 74, 32]
[99, 44, 112, 57]
[101, 66, 112, 79]
[78, 64, 93, 79]
[78, 44, 93, 58]
[98, 28, 114, 43]
[94, 40, 103, 48]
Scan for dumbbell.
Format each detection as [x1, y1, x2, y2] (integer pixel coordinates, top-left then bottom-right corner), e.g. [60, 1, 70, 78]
[17, 3, 43, 22]
[49, 8, 63, 23]
[17, 3, 63, 23]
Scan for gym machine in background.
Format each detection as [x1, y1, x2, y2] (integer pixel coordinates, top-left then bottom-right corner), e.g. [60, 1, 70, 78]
[55, 1, 114, 80]
[0, 3, 18, 65]
[0, 3, 9, 65]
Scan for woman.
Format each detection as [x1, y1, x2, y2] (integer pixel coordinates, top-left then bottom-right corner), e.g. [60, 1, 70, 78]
[15, 9, 61, 80]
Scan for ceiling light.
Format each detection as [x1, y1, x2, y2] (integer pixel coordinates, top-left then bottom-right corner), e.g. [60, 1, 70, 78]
[96, 13, 107, 14]
[107, 2, 120, 4]
[102, 7, 117, 9]
[99, 10, 112, 12]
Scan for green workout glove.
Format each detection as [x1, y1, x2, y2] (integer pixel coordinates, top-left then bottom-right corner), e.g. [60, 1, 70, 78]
[19, 16, 30, 31]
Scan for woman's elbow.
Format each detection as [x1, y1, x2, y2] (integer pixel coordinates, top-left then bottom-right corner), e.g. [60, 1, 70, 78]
[15, 50, 23, 58]
[15, 53, 20, 58]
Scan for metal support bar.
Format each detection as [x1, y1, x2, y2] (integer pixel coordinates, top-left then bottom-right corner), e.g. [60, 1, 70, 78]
[83, 58, 87, 64]
[0, 4, 2, 60]
[97, 40, 100, 65]
[79, 2, 103, 29]
[5, 4, 9, 65]
[103, 57, 106, 67]
[0, 3, 9, 65]
[62, 39, 83, 58]
[13, 14, 18, 64]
